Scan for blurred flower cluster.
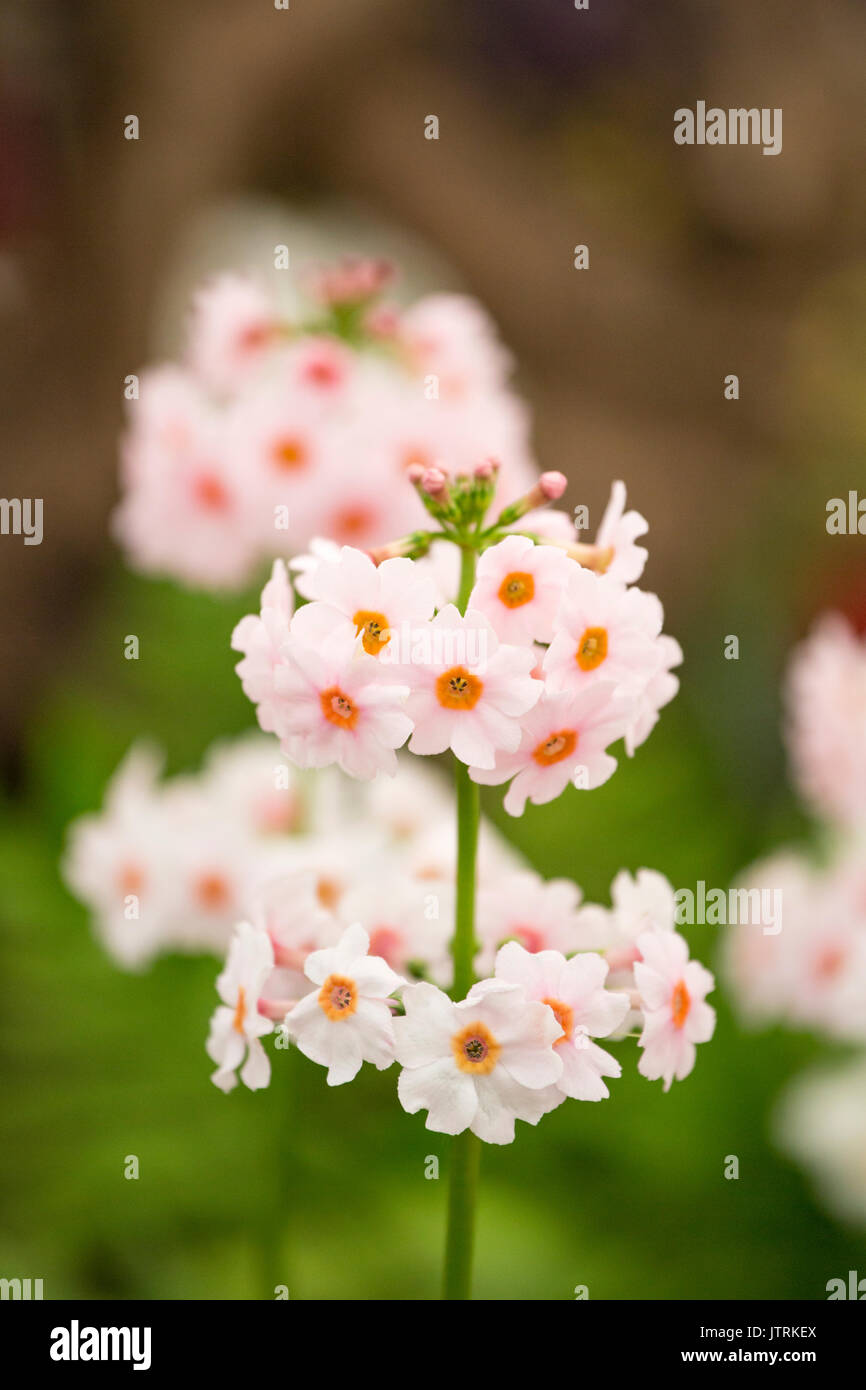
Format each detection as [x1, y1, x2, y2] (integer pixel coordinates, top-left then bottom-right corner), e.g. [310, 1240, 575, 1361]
[725, 614, 866, 1222]
[112, 260, 538, 589]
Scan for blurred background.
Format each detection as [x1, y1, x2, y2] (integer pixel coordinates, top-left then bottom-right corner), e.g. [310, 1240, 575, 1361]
[2, 0, 866, 1298]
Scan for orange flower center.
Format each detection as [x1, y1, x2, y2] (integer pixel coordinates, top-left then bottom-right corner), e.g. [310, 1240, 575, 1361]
[119, 863, 144, 897]
[318, 973, 358, 1021]
[196, 873, 230, 910]
[353, 609, 390, 656]
[575, 626, 608, 671]
[232, 986, 247, 1035]
[541, 996, 574, 1044]
[671, 979, 691, 1029]
[452, 1021, 501, 1075]
[497, 571, 535, 609]
[436, 666, 483, 709]
[532, 728, 577, 765]
[333, 504, 374, 542]
[815, 945, 846, 981]
[319, 686, 359, 728]
[272, 435, 307, 471]
[193, 473, 230, 511]
[316, 875, 342, 910]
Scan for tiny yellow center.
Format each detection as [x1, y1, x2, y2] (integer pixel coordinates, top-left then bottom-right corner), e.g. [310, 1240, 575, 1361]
[532, 728, 577, 766]
[497, 570, 535, 609]
[319, 686, 358, 728]
[452, 1021, 501, 1075]
[671, 979, 691, 1030]
[575, 626, 608, 671]
[436, 666, 483, 710]
[318, 973, 358, 1021]
[353, 609, 390, 657]
[541, 996, 574, 1045]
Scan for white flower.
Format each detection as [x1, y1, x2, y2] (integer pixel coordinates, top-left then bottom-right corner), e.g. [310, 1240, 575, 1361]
[394, 978, 564, 1144]
[284, 923, 405, 1085]
[206, 922, 276, 1093]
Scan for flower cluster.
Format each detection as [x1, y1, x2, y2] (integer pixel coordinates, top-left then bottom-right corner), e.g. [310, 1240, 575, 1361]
[233, 475, 682, 814]
[206, 467, 715, 1126]
[726, 616, 866, 1041]
[725, 613, 866, 1223]
[207, 862, 715, 1120]
[112, 263, 538, 589]
[63, 733, 523, 973]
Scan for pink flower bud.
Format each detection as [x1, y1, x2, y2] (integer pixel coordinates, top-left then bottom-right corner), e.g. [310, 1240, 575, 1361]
[539, 471, 567, 501]
[422, 467, 447, 496]
[474, 458, 497, 480]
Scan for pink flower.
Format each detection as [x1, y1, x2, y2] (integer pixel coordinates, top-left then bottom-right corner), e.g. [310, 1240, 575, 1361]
[113, 372, 261, 589]
[595, 480, 649, 584]
[404, 606, 541, 769]
[625, 634, 683, 754]
[469, 683, 630, 814]
[399, 293, 513, 396]
[187, 273, 280, 392]
[271, 604, 413, 779]
[295, 545, 437, 660]
[468, 535, 574, 644]
[476, 871, 602, 972]
[543, 567, 665, 699]
[394, 978, 564, 1144]
[206, 921, 275, 1093]
[634, 931, 716, 1090]
[785, 613, 866, 827]
[494, 942, 630, 1101]
[231, 560, 295, 737]
[284, 923, 404, 1085]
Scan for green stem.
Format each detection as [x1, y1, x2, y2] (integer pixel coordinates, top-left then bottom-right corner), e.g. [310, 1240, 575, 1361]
[442, 1126, 481, 1299]
[442, 542, 483, 1300]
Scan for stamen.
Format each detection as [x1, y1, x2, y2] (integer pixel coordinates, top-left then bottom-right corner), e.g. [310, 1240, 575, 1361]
[353, 609, 390, 656]
[318, 973, 358, 1021]
[319, 685, 359, 728]
[452, 1021, 500, 1075]
[497, 571, 535, 609]
[435, 666, 483, 710]
[532, 728, 577, 765]
[575, 626, 608, 671]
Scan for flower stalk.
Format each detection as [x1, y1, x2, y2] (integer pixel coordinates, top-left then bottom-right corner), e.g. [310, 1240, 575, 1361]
[442, 541, 483, 1299]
